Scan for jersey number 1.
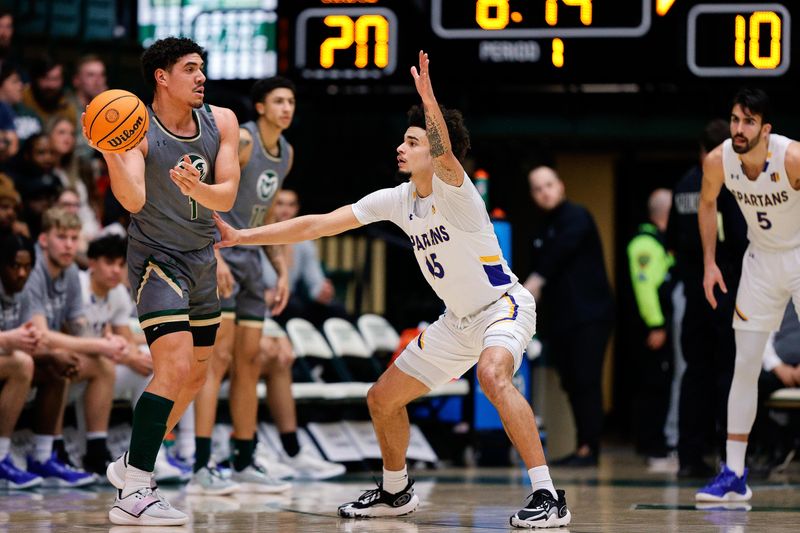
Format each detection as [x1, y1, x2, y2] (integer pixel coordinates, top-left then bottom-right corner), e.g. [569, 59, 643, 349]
[189, 197, 199, 220]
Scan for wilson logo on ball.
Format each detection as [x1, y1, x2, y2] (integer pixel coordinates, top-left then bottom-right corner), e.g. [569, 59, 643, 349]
[107, 115, 145, 148]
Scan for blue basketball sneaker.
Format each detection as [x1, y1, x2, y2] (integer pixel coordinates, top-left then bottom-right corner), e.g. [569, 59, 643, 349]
[0, 455, 42, 489]
[696, 464, 752, 502]
[27, 452, 95, 488]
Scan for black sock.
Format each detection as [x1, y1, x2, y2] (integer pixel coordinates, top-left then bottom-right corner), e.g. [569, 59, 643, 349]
[85, 437, 111, 467]
[194, 437, 212, 473]
[128, 392, 174, 472]
[232, 438, 255, 472]
[280, 432, 300, 458]
[53, 437, 73, 466]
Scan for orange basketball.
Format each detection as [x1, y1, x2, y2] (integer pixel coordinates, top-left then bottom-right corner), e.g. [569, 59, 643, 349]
[84, 89, 149, 153]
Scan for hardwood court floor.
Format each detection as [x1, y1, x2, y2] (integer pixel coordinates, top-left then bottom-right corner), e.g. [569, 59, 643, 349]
[1, 453, 798, 532]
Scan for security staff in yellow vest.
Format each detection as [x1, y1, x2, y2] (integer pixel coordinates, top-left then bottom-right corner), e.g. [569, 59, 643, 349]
[627, 188, 676, 467]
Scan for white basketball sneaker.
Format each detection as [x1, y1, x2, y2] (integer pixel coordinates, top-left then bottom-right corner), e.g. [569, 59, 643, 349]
[108, 486, 188, 526]
[230, 463, 291, 493]
[281, 446, 346, 480]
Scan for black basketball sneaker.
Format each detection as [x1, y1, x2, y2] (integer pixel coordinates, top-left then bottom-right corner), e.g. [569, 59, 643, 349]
[510, 488, 571, 528]
[338, 479, 419, 518]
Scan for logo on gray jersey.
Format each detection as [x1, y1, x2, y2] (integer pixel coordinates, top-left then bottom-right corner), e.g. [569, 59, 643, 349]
[177, 153, 209, 182]
[257, 170, 279, 201]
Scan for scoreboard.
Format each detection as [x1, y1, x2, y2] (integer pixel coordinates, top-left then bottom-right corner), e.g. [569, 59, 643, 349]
[283, 1, 796, 84]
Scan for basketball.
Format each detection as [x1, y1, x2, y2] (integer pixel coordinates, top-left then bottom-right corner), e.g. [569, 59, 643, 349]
[83, 89, 149, 153]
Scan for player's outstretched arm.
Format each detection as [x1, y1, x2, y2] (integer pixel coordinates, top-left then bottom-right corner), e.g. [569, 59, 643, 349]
[82, 112, 146, 213]
[410, 50, 464, 187]
[215, 205, 362, 248]
[698, 147, 727, 309]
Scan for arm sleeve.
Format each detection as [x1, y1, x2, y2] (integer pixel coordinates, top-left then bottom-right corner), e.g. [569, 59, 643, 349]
[25, 266, 47, 319]
[65, 267, 85, 323]
[261, 250, 279, 290]
[628, 235, 666, 328]
[110, 287, 134, 327]
[297, 241, 326, 298]
[351, 186, 403, 226]
[431, 172, 491, 232]
[533, 207, 592, 280]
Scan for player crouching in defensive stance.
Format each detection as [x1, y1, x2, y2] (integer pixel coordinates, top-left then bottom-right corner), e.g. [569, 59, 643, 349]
[214, 51, 571, 529]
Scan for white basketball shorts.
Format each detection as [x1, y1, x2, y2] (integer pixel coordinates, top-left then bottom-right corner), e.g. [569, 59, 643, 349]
[733, 244, 800, 331]
[395, 283, 536, 389]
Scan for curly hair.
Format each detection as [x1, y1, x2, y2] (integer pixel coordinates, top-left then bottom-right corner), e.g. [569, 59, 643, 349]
[407, 105, 471, 162]
[141, 37, 204, 88]
[250, 76, 296, 106]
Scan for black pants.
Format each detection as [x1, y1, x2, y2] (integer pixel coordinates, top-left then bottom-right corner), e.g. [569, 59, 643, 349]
[634, 334, 673, 456]
[548, 321, 612, 454]
[677, 273, 737, 467]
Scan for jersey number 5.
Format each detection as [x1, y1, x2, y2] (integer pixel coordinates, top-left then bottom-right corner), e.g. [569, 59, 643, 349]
[756, 211, 772, 230]
[425, 253, 445, 279]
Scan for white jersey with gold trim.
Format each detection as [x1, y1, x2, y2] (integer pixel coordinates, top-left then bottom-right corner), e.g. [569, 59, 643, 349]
[722, 134, 800, 251]
[352, 174, 517, 319]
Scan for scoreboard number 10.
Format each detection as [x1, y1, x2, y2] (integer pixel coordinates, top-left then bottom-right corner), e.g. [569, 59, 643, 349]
[734, 11, 781, 69]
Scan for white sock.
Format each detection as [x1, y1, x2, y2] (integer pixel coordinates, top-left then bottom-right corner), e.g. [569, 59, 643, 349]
[34, 435, 54, 463]
[123, 464, 153, 497]
[0, 437, 10, 459]
[529, 465, 557, 499]
[726, 440, 748, 477]
[382, 465, 409, 494]
[86, 431, 107, 440]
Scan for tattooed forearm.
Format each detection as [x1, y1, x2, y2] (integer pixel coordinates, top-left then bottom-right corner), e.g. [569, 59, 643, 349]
[425, 113, 447, 158]
[264, 244, 287, 275]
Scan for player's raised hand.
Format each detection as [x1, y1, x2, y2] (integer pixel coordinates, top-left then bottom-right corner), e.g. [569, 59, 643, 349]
[702, 261, 727, 309]
[170, 155, 202, 196]
[410, 50, 436, 104]
[213, 211, 241, 248]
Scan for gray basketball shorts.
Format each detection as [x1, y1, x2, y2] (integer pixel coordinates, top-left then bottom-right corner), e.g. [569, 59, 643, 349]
[128, 238, 221, 347]
[219, 245, 268, 327]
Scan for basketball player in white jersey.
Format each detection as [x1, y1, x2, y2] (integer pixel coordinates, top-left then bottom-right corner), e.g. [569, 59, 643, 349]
[214, 51, 571, 528]
[697, 88, 800, 502]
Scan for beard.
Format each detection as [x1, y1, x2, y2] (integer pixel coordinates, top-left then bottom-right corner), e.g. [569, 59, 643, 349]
[32, 85, 62, 111]
[394, 170, 412, 183]
[731, 134, 760, 154]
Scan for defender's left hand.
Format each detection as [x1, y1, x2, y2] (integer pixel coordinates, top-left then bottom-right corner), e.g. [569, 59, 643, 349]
[410, 50, 436, 103]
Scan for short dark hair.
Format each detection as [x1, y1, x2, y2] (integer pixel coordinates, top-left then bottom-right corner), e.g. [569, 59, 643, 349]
[87, 233, 127, 261]
[0, 61, 18, 85]
[250, 76, 296, 106]
[29, 55, 61, 81]
[701, 118, 729, 153]
[732, 87, 771, 124]
[141, 37, 204, 88]
[0, 232, 35, 269]
[407, 105, 471, 162]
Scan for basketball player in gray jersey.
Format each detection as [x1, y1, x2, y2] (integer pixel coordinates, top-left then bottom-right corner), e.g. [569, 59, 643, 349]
[189, 77, 295, 494]
[82, 37, 240, 526]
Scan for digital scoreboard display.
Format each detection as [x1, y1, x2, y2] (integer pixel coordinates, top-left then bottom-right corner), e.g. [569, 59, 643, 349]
[284, 1, 796, 84]
[138, 0, 278, 81]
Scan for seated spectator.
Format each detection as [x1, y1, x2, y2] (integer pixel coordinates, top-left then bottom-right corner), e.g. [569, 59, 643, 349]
[750, 304, 800, 469]
[10, 134, 61, 237]
[0, 62, 43, 143]
[68, 55, 107, 161]
[0, 232, 83, 489]
[0, 232, 42, 489]
[0, 96, 16, 162]
[0, 9, 15, 69]
[26, 207, 126, 483]
[48, 116, 101, 240]
[22, 56, 77, 127]
[0, 172, 29, 237]
[262, 189, 349, 327]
